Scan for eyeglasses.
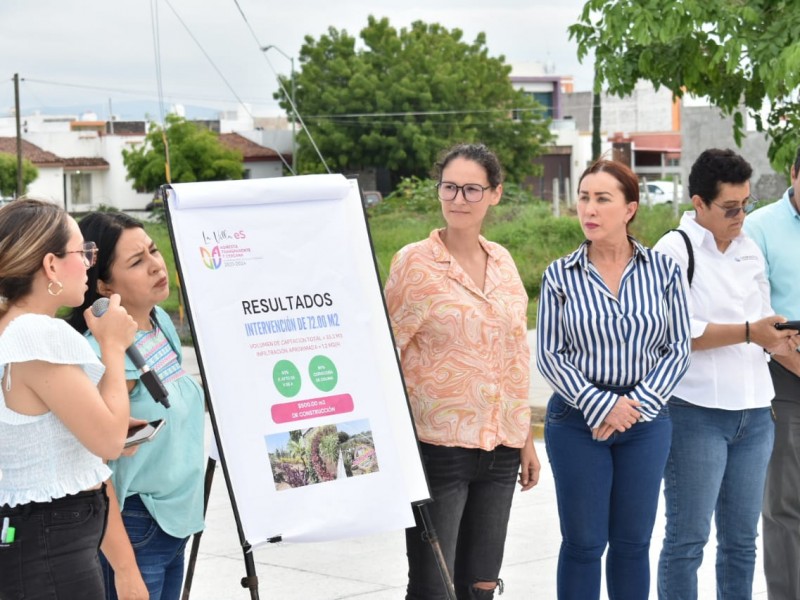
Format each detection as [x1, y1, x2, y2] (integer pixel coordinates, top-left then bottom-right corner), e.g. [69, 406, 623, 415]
[57, 241, 98, 268]
[436, 182, 491, 203]
[711, 199, 757, 219]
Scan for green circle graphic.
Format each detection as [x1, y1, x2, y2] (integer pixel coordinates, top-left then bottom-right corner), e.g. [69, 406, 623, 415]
[273, 360, 301, 398]
[308, 355, 338, 392]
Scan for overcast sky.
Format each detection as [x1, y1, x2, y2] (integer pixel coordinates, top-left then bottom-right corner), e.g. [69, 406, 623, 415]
[1, 0, 593, 121]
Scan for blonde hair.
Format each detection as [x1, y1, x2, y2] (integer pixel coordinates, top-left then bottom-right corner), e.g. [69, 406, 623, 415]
[0, 198, 70, 316]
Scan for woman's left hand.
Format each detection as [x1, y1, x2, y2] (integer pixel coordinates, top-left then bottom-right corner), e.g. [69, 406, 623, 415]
[518, 434, 540, 491]
[120, 417, 148, 457]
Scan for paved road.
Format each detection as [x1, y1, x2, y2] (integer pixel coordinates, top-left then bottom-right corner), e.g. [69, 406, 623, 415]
[177, 333, 767, 599]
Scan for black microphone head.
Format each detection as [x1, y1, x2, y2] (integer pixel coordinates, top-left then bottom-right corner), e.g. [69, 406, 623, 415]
[91, 297, 110, 317]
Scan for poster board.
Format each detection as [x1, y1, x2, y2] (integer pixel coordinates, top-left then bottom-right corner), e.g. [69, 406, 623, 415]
[165, 175, 428, 546]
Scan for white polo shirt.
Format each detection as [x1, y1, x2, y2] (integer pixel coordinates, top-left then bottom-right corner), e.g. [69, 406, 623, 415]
[653, 211, 775, 410]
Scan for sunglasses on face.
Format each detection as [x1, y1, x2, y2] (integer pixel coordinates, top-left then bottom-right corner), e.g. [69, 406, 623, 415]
[711, 199, 757, 219]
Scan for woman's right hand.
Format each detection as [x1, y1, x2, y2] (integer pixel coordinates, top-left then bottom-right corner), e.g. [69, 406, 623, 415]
[114, 567, 149, 600]
[84, 294, 136, 354]
[593, 396, 641, 441]
[751, 315, 797, 350]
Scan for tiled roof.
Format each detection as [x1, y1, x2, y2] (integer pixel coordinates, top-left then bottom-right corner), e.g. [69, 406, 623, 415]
[218, 133, 285, 162]
[62, 157, 110, 170]
[0, 137, 63, 165]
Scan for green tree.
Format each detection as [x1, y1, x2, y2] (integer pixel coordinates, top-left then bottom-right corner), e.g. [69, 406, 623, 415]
[570, 0, 800, 173]
[277, 16, 553, 183]
[122, 114, 243, 191]
[0, 153, 38, 197]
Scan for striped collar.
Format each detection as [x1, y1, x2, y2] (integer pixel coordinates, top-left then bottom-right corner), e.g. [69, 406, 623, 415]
[563, 237, 649, 270]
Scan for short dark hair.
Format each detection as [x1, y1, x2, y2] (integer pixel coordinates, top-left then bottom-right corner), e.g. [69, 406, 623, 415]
[578, 159, 640, 224]
[66, 211, 146, 333]
[688, 148, 752, 205]
[434, 143, 504, 188]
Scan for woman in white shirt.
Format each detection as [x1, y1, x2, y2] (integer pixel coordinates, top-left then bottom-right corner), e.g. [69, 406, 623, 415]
[653, 149, 800, 599]
[0, 198, 135, 599]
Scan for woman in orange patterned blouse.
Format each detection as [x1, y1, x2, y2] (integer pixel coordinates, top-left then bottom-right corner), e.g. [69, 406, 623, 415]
[384, 143, 540, 600]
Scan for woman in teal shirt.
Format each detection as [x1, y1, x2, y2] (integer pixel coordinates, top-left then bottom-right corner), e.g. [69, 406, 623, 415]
[68, 212, 205, 600]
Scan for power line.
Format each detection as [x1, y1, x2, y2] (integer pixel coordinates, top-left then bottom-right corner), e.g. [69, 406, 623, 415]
[230, 0, 330, 173]
[162, 0, 254, 121]
[304, 107, 546, 119]
[20, 77, 278, 108]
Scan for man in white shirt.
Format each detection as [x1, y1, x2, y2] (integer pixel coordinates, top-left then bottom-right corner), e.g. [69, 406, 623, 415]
[653, 148, 799, 600]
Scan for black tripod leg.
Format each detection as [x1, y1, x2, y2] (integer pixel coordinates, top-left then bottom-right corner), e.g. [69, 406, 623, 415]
[181, 456, 216, 600]
[417, 503, 457, 600]
[239, 542, 260, 599]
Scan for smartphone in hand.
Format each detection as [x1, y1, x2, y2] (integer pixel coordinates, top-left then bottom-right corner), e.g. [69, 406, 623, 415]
[124, 419, 166, 448]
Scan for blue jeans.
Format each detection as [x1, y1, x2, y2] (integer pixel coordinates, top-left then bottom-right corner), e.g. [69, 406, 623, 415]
[657, 398, 774, 600]
[406, 443, 520, 600]
[0, 486, 108, 600]
[100, 495, 188, 600]
[545, 392, 671, 600]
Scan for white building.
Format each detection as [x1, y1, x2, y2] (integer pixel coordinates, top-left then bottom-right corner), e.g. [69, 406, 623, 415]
[0, 109, 292, 211]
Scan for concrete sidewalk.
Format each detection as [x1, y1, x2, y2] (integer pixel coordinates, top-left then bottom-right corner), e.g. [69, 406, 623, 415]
[179, 335, 769, 599]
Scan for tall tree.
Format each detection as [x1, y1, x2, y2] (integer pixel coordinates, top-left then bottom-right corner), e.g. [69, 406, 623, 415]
[0, 154, 37, 198]
[122, 114, 243, 192]
[277, 16, 553, 183]
[570, 0, 800, 172]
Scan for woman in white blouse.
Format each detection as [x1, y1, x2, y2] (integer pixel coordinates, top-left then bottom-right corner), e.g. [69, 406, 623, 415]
[0, 198, 135, 598]
[653, 149, 799, 599]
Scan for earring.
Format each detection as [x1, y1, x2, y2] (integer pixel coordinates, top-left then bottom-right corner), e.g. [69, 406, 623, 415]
[47, 280, 64, 296]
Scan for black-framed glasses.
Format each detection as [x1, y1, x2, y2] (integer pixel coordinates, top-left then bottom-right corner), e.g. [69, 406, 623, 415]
[57, 241, 98, 268]
[711, 199, 758, 219]
[436, 182, 491, 203]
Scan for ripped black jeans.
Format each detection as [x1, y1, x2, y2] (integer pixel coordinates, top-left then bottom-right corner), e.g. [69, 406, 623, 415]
[406, 443, 519, 600]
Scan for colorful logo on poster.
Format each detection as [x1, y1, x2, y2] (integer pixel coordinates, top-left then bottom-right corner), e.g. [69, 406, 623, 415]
[200, 245, 222, 270]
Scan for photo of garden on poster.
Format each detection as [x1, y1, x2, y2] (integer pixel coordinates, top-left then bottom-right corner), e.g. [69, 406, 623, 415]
[166, 175, 427, 545]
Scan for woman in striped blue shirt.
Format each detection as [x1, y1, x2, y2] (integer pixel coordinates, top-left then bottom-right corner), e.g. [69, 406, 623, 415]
[537, 160, 691, 600]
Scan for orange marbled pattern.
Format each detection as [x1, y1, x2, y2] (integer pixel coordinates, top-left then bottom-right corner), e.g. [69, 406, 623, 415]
[385, 229, 531, 450]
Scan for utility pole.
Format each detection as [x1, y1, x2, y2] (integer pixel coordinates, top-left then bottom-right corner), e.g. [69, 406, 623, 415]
[262, 45, 297, 174]
[14, 73, 23, 197]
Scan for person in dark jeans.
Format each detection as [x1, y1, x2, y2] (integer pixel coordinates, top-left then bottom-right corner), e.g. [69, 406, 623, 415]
[385, 143, 540, 599]
[537, 159, 691, 599]
[654, 149, 797, 599]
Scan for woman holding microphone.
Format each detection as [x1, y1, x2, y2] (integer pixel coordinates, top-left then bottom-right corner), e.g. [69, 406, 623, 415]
[0, 198, 135, 598]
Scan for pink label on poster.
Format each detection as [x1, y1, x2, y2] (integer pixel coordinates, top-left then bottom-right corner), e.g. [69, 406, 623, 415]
[271, 394, 354, 423]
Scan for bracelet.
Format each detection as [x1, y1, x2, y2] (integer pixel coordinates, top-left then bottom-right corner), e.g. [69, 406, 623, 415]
[745, 321, 750, 344]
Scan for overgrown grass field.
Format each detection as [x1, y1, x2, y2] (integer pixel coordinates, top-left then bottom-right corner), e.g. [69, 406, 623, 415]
[366, 179, 684, 324]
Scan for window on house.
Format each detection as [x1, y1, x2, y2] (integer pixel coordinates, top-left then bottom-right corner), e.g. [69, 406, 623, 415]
[70, 173, 92, 205]
[532, 92, 554, 118]
[515, 91, 554, 120]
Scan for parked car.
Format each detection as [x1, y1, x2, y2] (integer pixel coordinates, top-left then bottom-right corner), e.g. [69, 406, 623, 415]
[639, 180, 682, 205]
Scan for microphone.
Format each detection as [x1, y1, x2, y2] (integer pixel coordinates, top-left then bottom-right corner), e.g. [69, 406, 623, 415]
[91, 298, 171, 408]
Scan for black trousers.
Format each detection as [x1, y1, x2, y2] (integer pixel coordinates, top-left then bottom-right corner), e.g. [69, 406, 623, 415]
[0, 485, 109, 600]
